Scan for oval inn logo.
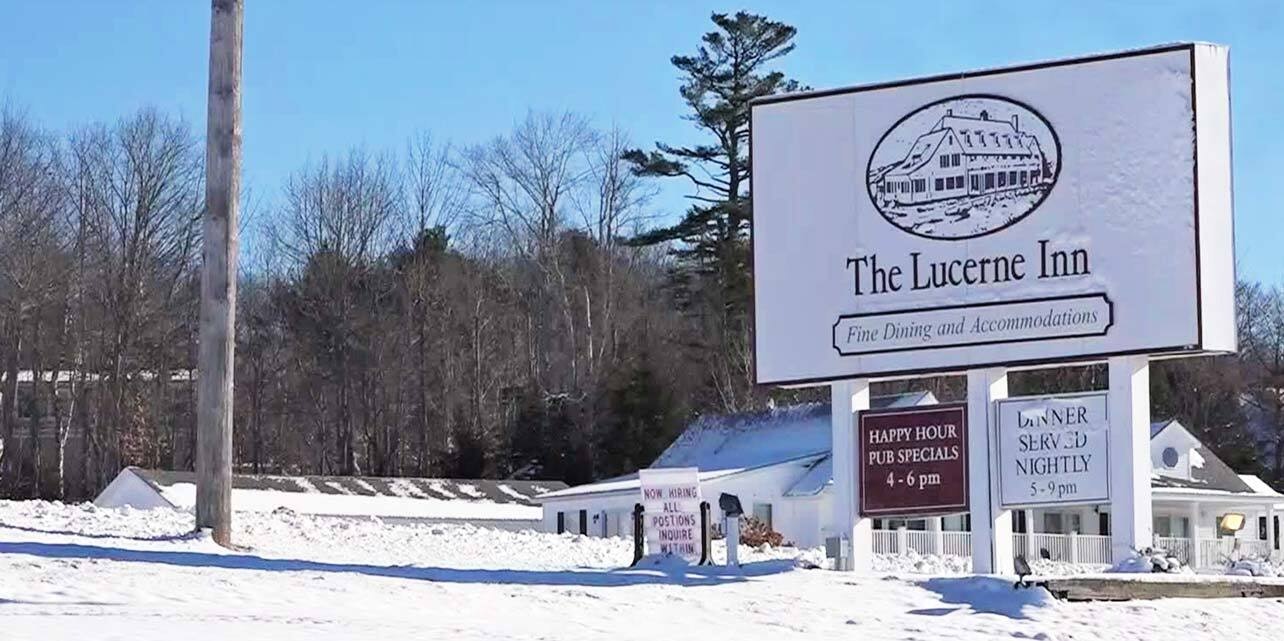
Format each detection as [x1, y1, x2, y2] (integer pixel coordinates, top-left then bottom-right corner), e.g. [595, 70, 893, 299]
[866, 95, 1061, 240]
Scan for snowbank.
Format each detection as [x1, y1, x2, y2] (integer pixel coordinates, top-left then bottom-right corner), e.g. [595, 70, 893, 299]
[2, 500, 1282, 641]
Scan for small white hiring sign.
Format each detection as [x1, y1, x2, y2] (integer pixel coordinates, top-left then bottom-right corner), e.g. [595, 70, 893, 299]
[638, 467, 702, 561]
[995, 393, 1109, 508]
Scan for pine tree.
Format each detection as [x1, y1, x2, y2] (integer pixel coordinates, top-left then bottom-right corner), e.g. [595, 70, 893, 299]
[624, 11, 802, 410]
[627, 12, 800, 307]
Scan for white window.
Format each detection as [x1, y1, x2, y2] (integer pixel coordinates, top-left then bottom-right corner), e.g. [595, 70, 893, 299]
[1043, 512, 1064, 534]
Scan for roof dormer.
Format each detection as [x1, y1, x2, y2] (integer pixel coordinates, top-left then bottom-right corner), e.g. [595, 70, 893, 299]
[1150, 420, 1201, 481]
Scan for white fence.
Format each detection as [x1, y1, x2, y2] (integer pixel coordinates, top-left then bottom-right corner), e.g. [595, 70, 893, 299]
[873, 529, 1279, 568]
[1198, 537, 1275, 564]
[1154, 536, 1193, 564]
[871, 528, 972, 557]
[1012, 532, 1112, 565]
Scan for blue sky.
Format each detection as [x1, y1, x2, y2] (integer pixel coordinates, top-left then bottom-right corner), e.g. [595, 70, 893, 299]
[1, 1, 1280, 280]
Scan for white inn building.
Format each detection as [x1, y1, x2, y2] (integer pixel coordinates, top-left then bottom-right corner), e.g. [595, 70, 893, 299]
[538, 393, 1282, 569]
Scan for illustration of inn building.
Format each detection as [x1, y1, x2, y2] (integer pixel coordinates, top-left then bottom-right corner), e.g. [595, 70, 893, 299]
[876, 109, 1050, 205]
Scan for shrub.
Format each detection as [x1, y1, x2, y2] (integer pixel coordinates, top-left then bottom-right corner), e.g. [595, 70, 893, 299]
[738, 516, 784, 547]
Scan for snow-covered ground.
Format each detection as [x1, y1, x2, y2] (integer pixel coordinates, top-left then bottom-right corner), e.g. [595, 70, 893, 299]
[2, 501, 1281, 640]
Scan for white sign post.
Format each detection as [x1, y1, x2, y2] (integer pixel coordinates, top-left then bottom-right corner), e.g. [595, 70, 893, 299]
[831, 380, 873, 572]
[638, 468, 703, 562]
[1108, 356, 1154, 563]
[996, 393, 1110, 508]
[750, 43, 1234, 573]
[968, 369, 1011, 574]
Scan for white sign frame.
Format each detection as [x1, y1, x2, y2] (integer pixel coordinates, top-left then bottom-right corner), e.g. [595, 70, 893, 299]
[994, 391, 1111, 509]
[749, 43, 1235, 386]
[638, 467, 702, 561]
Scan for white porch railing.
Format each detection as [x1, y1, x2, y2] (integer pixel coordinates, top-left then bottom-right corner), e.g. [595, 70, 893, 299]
[1013, 532, 1112, 564]
[1198, 537, 1276, 564]
[941, 531, 972, 557]
[872, 529, 1278, 568]
[1154, 535, 1193, 564]
[871, 528, 972, 556]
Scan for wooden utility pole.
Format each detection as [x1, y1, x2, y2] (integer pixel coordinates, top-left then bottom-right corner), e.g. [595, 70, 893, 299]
[196, 0, 242, 547]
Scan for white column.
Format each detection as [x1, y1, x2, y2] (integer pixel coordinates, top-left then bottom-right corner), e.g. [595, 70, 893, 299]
[1022, 508, 1036, 560]
[1079, 507, 1096, 535]
[832, 379, 872, 571]
[725, 516, 740, 567]
[927, 516, 944, 555]
[1108, 356, 1154, 563]
[1267, 505, 1277, 561]
[967, 368, 1012, 574]
[1188, 501, 1202, 568]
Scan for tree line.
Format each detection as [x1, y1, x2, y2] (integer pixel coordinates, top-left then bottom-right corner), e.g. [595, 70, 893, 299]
[0, 13, 1280, 500]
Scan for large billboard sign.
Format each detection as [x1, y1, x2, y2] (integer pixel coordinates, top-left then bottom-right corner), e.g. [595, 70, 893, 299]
[858, 405, 968, 517]
[995, 393, 1110, 508]
[638, 468, 702, 561]
[751, 44, 1234, 385]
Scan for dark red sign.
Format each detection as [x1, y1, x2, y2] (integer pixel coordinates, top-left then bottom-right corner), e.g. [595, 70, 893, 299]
[858, 404, 968, 517]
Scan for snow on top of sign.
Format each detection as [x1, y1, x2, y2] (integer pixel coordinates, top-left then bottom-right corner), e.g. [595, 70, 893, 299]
[539, 468, 751, 501]
[751, 42, 1212, 108]
[654, 392, 936, 472]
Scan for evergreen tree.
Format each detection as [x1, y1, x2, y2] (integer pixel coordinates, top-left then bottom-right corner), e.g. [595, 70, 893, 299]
[598, 359, 683, 478]
[624, 11, 802, 410]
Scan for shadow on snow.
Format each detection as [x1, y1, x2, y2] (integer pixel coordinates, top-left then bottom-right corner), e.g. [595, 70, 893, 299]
[917, 577, 1051, 619]
[0, 540, 798, 588]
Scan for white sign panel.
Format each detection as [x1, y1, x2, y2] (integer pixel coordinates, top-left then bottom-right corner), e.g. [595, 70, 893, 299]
[638, 467, 702, 560]
[751, 44, 1235, 385]
[995, 393, 1110, 508]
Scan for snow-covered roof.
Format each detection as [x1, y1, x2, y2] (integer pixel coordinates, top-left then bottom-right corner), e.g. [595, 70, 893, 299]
[653, 391, 937, 472]
[134, 469, 563, 504]
[101, 468, 567, 521]
[543, 392, 938, 503]
[1237, 474, 1283, 497]
[783, 455, 832, 498]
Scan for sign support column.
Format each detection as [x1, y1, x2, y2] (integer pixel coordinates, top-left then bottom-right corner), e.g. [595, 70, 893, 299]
[967, 368, 1012, 574]
[1108, 355, 1154, 562]
[832, 379, 871, 571]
